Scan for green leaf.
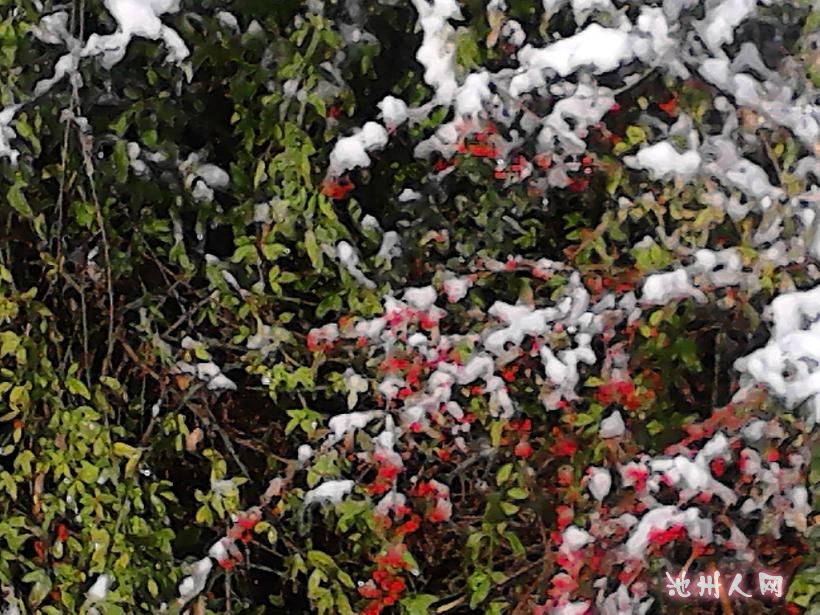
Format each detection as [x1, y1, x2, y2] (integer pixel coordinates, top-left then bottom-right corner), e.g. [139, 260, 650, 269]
[114, 139, 129, 183]
[307, 550, 336, 571]
[500, 502, 519, 516]
[336, 570, 354, 589]
[304, 229, 323, 271]
[196, 504, 213, 525]
[496, 463, 513, 486]
[467, 571, 491, 609]
[113, 442, 139, 458]
[316, 293, 342, 318]
[401, 594, 438, 615]
[490, 420, 504, 447]
[647, 419, 664, 435]
[0, 471, 18, 500]
[254, 159, 268, 188]
[8, 184, 32, 218]
[231, 243, 258, 264]
[66, 377, 91, 399]
[78, 461, 100, 484]
[70, 201, 95, 228]
[0, 331, 18, 359]
[573, 413, 596, 427]
[100, 376, 122, 392]
[504, 531, 526, 556]
[9, 385, 29, 412]
[626, 125, 646, 144]
[22, 569, 51, 606]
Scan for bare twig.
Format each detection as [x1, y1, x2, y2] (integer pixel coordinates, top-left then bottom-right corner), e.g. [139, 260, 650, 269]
[200, 403, 253, 482]
[224, 570, 232, 615]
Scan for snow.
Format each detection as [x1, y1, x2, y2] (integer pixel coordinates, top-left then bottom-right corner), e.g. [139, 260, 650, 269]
[624, 506, 712, 558]
[700, 0, 757, 53]
[0, 105, 20, 165]
[539, 83, 615, 154]
[207, 374, 237, 391]
[376, 491, 408, 516]
[599, 411, 625, 438]
[562, 526, 593, 551]
[786, 486, 810, 530]
[82, 0, 189, 69]
[344, 369, 369, 409]
[361, 215, 381, 232]
[304, 479, 355, 506]
[699, 64, 819, 150]
[208, 540, 229, 561]
[178, 557, 212, 604]
[768, 285, 820, 341]
[336, 241, 376, 289]
[360, 122, 389, 150]
[691, 248, 746, 288]
[443, 276, 472, 303]
[500, 20, 525, 47]
[329, 122, 389, 175]
[512, 24, 636, 95]
[211, 478, 239, 498]
[454, 355, 495, 384]
[637, 7, 673, 58]
[598, 583, 654, 615]
[403, 286, 438, 311]
[695, 432, 729, 466]
[176, 360, 237, 391]
[216, 11, 240, 32]
[297, 444, 313, 464]
[587, 467, 611, 502]
[411, 0, 462, 104]
[735, 285, 820, 414]
[455, 72, 492, 118]
[377, 231, 402, 265]
[484, 302, 555, 355]
[398, 188, 422, 202]
[355, 317, 387, 341]
[33, 11, 71, 45]
[551, 602, 591, 615]
[87, 574, 113, 603]
[625, 141, 701, 180]
[741, 419, 766, 442]
[33, 53, 79, 98]
[670, 456, 710, 490]
[378, 96, 409, 129]
[641, 269, 707, 305]
[571, 0, 615, 24]
[195, 164, 230, 189]
[0, 593, 20, 615]
[327, 410, 382, 443]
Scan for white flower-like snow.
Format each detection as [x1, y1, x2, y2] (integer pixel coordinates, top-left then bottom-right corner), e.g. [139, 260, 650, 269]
[378, 96, 409, 130]
[625, 141, 701, 180]
[304, 479, 355, 507]
[178, 557, 213, 605]
[327, 410, 382, 444]
[735, 284, 820, 423]
[641, 269, 707, 305]
[82, 0, 189, 69]
[587, 467, 612, 502]
[329, 122, 389, 175]
[599, 411, 625, 438]
[624, 506, 712, 559]
[87, 574, 113, 603]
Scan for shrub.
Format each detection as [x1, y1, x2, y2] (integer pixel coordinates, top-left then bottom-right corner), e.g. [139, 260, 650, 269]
[0, 0, 817, 613]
